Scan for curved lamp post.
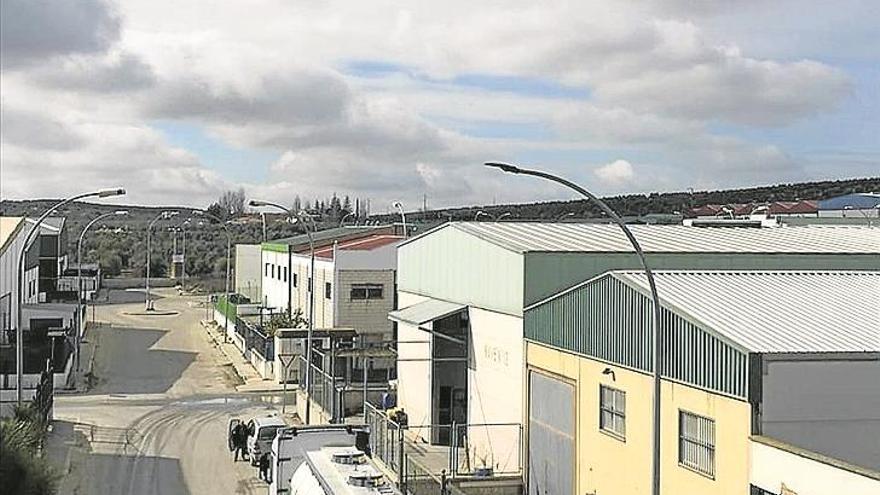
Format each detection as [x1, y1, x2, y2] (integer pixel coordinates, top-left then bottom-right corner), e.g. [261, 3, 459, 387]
[496, 212, 512, 222]
[249, 199, 317, 424]
[339, 212, 354, 227]
[191, 211, 232, 343]
[16, 187, 126, 405]
[485, 161, 663, 495]
[555, 212, 575, 222]
[76, 210, 129, 375]
[474, 210, 493, 221]
[392, 201, 407, 237]
[145, 211, 178, 310]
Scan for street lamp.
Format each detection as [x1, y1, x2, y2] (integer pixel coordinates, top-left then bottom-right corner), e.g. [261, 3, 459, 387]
[76, 209, 128, 375]
[555, 212, 575, 222]
[191, 210, 233, 343]
[16, 187, 126, 405]
[249, 199, 318, 425]
[392, 201, 407, 237]
[496, 212, 512, 222]
[145, 211, 178, 310]
[474, 210, 493, 221]
[485, 160, 664, 495]
[339, 212, 354, 227]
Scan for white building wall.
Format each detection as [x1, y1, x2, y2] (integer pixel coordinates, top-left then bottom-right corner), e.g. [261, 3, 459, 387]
[0, 221, 30, 332]
[466, 306, 523, 472]
[290, 254, 334, 328]
[235, 244, 262, 303]
[261, 249, 289, 313]
[750, 438, 880, 495]
[396, 291, 432, 428]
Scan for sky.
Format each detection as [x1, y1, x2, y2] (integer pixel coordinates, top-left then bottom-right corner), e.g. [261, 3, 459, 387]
[1, 0, 878, 211]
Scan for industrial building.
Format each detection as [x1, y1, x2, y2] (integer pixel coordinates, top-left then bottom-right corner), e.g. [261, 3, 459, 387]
[390, 222, 880, 479]
[524, 270, 879, 495]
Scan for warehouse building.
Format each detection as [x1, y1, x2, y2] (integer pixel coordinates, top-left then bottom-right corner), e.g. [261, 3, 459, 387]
[261, 225, 398, 315]
[391, 222, 880, 477]
[524, 270, 879, 495]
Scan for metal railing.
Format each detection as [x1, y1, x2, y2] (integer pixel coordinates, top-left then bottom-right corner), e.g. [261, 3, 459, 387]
[364, 402, 523, 486]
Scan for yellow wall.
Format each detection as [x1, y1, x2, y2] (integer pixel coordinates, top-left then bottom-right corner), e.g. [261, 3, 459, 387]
[526, 342, 752, 495]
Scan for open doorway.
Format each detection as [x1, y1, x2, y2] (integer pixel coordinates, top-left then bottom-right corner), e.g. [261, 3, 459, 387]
[431, 310, 468, 445]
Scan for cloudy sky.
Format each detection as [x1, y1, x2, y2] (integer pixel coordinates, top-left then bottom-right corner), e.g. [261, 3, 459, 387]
[1, 0, 877, 210]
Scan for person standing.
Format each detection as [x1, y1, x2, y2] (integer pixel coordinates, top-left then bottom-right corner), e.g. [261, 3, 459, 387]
[232, 423, 246, 461]
[258, 452, 271, 482]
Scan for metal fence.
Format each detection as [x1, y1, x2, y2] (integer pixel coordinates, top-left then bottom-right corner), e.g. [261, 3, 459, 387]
[366, 401, 404, 474]
[234, 317, 274, 361]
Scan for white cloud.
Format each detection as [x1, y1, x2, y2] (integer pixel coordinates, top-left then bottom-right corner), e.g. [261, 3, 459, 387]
[0, 0, 872, 208]
[594, 160, 636, 186]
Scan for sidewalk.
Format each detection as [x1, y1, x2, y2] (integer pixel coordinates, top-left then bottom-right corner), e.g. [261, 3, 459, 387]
[200, 319, 284, 393]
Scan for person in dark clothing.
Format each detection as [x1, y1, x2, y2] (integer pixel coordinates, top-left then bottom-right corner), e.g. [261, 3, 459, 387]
[258, 453, 271, 482]
[232, 423, 247, 461]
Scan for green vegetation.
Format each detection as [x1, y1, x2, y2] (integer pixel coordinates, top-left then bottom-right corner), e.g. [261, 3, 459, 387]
[264, 309, 308, 336]
[0, 406, 58, 495]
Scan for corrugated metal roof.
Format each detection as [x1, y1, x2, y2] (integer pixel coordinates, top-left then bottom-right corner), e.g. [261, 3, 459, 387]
[388, 298, 467, 326]
[447, 222, 880, 254]
[448, 221, 880, 253]
[613, 271, 880, 353]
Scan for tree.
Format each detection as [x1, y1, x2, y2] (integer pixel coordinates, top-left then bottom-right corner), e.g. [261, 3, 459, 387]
[207, 188, 246, 220]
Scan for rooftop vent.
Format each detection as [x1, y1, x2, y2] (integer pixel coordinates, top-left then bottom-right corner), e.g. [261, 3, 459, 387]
[332, 448, 366, 465]
[348, 467, 385, 489]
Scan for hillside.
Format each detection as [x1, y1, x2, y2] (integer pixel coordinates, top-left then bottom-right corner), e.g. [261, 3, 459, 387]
[2, 175, 877, 279]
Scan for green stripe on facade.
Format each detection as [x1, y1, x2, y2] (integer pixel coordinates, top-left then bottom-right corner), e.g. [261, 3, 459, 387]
[261, 242, 289, 253]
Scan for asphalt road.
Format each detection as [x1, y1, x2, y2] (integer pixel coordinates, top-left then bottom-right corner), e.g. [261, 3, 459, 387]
[48, 288, 283, 495]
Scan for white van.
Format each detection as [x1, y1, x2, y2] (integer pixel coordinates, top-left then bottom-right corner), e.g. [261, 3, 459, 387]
[228, 414, 287, 465]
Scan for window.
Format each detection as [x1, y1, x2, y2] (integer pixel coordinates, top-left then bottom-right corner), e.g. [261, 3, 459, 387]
[599, 385, 626, 439]
[265, 263, 270, 276]
[271, 264, 275, 279]
[350, 284, 384, 300]
[293, 273, 298, 288]
[679, 411, 715, 478]
[308, 277, 312, 292]
[325, 282, 332, 299]
[283, 267, 288, 282]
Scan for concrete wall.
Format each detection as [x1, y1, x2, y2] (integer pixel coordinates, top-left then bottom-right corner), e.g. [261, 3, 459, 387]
[761, 356, 880, 471]
[526, 342, 752, 495]
[750, 437, 880, 495]
[235, 244, 262, 303]
[0, 219, 29, 331]
[466, 306, 523, 473]
[396, 291, 432, 428]
[290, 254, 334, 328]
[336, 270, 395, 338]
[261, 248, 289, 313]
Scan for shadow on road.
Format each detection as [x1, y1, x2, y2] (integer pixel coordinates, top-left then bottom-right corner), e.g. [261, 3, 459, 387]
[49, 420, 192, 495]
[85, 326, 196, 395]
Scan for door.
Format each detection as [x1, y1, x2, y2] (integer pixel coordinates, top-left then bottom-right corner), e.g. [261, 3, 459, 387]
[227, 418, 241, 451]
[528, 371, 574, 495]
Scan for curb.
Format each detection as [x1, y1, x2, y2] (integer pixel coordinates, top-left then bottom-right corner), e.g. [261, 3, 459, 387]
[200, 320, 250, 387]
